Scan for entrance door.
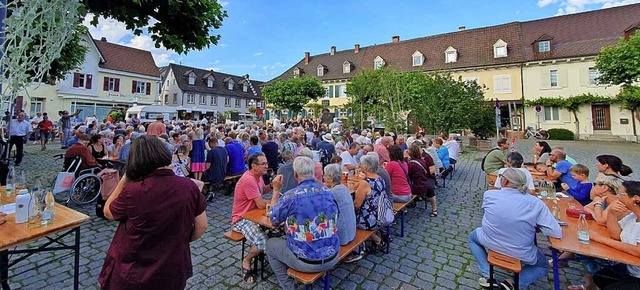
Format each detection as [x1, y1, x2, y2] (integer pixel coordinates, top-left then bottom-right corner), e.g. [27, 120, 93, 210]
[591, 105, 611, 130]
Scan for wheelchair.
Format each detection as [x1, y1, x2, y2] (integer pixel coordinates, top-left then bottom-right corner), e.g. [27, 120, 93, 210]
[51, 154, 102, 206]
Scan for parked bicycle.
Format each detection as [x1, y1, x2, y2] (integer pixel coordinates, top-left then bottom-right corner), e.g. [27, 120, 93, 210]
[523, 126, 549, 140]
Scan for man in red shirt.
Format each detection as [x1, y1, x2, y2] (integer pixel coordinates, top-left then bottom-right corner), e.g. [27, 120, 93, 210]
[146, 116, 166, 137]
[374, 136, 392, 164]
[64, 134, 99, 170]
[37, 113, 54, 151]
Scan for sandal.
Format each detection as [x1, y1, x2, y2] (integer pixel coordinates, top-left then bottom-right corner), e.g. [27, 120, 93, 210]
[430, 211, 438, 217]
[241, 267, 256, 284]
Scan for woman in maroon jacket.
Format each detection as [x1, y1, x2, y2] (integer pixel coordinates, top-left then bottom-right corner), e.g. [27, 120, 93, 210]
[407, 144, 438, 217]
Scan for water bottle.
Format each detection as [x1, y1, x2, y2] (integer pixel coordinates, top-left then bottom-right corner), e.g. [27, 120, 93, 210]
[15, 189, 30, 224]
[6, 165, 15, 196]
[28, 180, 43, 228]
[578, 212, 590, 245]
[41, 189, 55, 226]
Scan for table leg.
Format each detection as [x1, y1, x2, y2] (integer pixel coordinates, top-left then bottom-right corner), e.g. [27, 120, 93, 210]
[400, 211, 405, 238]
[552, 248, 560, 290]
[73, 227, 80, 290]
[1, 250, 9, 290]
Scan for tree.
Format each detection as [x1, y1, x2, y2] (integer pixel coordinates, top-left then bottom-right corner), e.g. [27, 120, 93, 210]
[262, 77, 325, 117]
[84, 0, 228, 54]
[306, 102, 327, 117]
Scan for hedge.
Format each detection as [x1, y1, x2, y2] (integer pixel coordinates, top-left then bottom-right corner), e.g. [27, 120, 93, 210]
[547, 128, 575, 140]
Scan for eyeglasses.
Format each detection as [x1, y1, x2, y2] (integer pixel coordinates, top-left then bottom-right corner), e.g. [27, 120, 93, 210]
[254, 162, 268, 166]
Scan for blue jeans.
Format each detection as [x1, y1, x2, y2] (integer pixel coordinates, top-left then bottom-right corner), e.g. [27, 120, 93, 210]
[469, 228, 549, 288]
[62, 128, 70, 147]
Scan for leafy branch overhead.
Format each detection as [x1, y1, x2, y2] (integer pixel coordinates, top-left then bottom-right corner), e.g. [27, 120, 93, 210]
[261, 77, 325, 116]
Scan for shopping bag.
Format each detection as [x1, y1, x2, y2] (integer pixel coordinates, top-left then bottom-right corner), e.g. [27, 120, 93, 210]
[53, 172, 75, 194]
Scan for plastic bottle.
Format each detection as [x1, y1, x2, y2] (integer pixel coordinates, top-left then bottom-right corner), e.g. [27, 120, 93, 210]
[6, 165, 15, 196]
[15, 189, 30, 224]
[28, 180, 43, 228]
[578, 212, 590, 245]
[41, 190, 55, 226]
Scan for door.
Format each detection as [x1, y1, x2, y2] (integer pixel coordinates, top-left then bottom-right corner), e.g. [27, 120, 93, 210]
[591, 105, 611, 130]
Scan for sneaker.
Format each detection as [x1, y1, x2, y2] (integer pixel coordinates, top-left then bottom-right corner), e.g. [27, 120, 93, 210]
[478, 277, 491, 288]
[344, 253, 363, 263]
[500, 279, 515, 290]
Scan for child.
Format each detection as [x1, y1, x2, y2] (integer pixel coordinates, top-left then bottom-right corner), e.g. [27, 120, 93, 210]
[561, 164, 592, 206]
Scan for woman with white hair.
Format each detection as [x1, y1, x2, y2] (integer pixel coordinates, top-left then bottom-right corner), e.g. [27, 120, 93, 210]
[323, 164, 356, 246]
[353, 154, 387, 254]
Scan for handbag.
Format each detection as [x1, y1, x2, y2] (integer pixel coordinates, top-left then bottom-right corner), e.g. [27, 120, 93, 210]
[176, 153, 191, 176]
[566, 208, 594, 220]
[398, 161, 412, 187]
[376, 190, 394, 227]
[53, 172, 75, 194]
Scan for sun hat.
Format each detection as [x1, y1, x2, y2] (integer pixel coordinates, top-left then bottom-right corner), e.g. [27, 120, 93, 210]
[322, 133, 334, 142]
[298, 148, 314, 159]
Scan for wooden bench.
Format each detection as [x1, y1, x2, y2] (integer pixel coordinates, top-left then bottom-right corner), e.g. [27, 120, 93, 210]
[224, 230, 266, 280]
[287, 229, 375, 290]
[487, 173, 498, 190]
[392, 195, 418, 238]
[488, 249, 521, 290]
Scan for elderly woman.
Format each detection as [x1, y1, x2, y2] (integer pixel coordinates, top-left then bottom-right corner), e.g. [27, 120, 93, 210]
[353, 154, 386, 253]
[385, 145, 412, 202]
[407, 144, 437, 216]
[532, 141, 552, 164]
[298, 148, 322, 182]
[590, 181, 640, 290]
[323, 164, 356, 246]
[100, 135, 207, 289]
[596, 155, 633, 179]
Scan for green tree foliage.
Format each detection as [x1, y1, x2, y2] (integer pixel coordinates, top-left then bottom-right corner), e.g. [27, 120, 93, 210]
[595, 30, 640, 86]
[306, 102, 327, 117]
[262, 77, 325, 117]
[84, 0, 228, 54]
[46, 25, 90, 81]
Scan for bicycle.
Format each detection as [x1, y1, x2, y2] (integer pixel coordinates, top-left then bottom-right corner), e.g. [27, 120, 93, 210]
[523, 126, 549, 140]
[51, 154, 102, 205]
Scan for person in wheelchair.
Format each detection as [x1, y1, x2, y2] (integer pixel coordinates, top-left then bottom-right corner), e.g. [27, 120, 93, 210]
[64, 134, 100, 175]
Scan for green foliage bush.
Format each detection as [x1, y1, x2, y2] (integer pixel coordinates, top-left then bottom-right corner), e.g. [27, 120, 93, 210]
[546, 128, 575, 140]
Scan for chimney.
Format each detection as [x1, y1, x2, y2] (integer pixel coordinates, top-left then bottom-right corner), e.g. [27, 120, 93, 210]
[392, 35, 400, 43]
[100, 37, 107, 42]
[458, 26, 466, 31]
[354, 44, 360, 53]
[330, 46, 336, 55]
[304, 52, 310, 65]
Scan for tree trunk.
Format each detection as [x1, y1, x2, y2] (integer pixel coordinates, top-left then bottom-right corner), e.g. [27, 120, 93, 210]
[572, 110, 580, 140]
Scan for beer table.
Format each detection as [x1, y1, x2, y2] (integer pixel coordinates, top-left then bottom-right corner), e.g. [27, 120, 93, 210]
[544, 197, 640, 290]
[0, 192, 89, 290]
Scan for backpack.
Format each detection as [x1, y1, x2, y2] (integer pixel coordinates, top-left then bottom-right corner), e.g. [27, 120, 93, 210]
[376, 191, 394, 227]
[318, 148, 332, 168]
[481, 148, 501, 172]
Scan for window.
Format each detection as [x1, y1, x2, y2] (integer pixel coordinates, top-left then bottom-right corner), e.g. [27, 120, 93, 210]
[325, 85, 334, 98]
[550, 70, 558, 87]
[374, 56, 385, 69]
[73, 73, 92, 89]
[538, 41, 550, 52]
[493, 39, 508, 58]
[103, 77, 120, 92]
[200, 95, 207, 105]
[588, 68, 600, 86]
[293, 68, 300, 77]
[544, 107, 560, 121]
[211, 96, 217, 106]
[224, 97, 231, 107]
[445, 51, 457, 63]
[243, 82, 249, 92]
[173, 93, 177, 104]
[317, 65, 324, 77]
[227, 79, 235, 90]
[188, 73, 196, 85]
[246, 99, 251, 107]
[334, 85, 344, 98]
[186, 93, 195, 104]
[207, 76, 214, 88]
[412, 51, 423, 66]
[493, 74, 512, 94]
[29, 98, 44, 118]
[235, 98, 241, 108]
[132, 81, 150, 95]
[343, 61, 351, 74]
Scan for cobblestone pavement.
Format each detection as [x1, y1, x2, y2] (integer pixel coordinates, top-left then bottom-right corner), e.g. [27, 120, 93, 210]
[4, 139, 640, 289]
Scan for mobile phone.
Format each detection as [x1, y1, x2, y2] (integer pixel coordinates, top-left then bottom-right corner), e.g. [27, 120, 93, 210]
[558, 221, 568, 226]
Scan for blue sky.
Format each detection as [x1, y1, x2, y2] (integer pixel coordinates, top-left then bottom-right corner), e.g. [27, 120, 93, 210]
[85, 0, 640, 81]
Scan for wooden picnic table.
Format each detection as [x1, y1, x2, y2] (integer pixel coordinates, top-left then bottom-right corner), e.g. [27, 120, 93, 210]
[0, 190, 89, 290]
[544, 197, 640, 290]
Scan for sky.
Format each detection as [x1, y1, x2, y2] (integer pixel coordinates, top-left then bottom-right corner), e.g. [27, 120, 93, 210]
[84, 0, 640, 82]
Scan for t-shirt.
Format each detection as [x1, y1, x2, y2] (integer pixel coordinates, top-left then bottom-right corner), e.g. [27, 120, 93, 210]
[555, 160, 578, 189]
[247, 145, 262, 157]
[225, 141, 246, 175]
[339, 151, 357, 174]
[262, 141, 279, 170]
[374, 144, 390, 164]
[566, 182, 592, 206]
[619, 213, 640, 278]
[331, 184, 356, 246]
[444, 140, 460, 161]
[483, 148, 506, 174]
[437, 146, 450, 169]
[204, 147, 228, 184]
[231, 171, 264, 224]
[494, 168, 535, 192]
[385, 160, 411, 195]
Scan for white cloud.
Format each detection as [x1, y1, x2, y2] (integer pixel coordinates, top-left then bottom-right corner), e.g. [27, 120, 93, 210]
[537, 0, 560, 7]
[204, 67, 221, 71]
[218, 43, 228, 48]
[220, 1, 229, 7]
[83, 15, 129, 43]
[540, 0, 640, 15]
[124, 35, 178, 66]
[260, 62, 287, 77]
[253, 52, 263, 57]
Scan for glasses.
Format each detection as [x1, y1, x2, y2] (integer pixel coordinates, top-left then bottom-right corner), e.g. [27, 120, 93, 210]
[254, 162, 268, 166]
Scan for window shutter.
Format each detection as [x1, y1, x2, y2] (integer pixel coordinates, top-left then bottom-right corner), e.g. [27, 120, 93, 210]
[73, 73, 80, 87]
[579, 68, 588, 87]
[558, 69, 568, 88]
[328, 85, 334, 98]
[114, 79, 120, 92]
[132, 81, 136, 93]
[493, 76, 502, 93]
[540, 71, 550, 90]
[146, 82, 151, 95]
[85, 74, 92, 89]
[502, 75, 511, 93]
[103, 77, 109, 91]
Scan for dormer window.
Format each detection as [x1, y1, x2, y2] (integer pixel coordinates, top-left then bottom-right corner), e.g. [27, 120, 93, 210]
[343, 61, 351, 74]
[538, 40, 550, 52]
[445, 47, 457, 63]
[317, 65, 325, 77]
[206, 76, 214, 88]
[187, 72, 196, 85]
[374, 56, 385, 69]
[493, 39, 508, 58]
[293, 67, 301, 78]
[227, 79, 235, 90]
[243, 82, 249, 92]
[412, 51, 424, 66]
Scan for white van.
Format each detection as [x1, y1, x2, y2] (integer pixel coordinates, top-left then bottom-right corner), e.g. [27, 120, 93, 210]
[226, 113, 258, 126]
[125, 105, 179, 123]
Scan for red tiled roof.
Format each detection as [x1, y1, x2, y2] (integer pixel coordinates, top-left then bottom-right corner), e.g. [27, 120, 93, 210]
[94, 39, 161, 78]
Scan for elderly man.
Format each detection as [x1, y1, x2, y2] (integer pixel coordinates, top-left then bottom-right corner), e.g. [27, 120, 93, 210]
[279, 132, 295, 156]
[262, 133, 279, 172]
[203, 136, 228, 188]
[276, 151, 297, 193]
[267, 157, 340, 289]
[443, 136, 460, 170]
[546, 149, 579, 190]
[482, 138, 510, 174]
[374, 136, 391, 164]
[469, 169, 562, 289]
[30, 112, 43, 143]
[5, 112, 32, 166]
[146, 116, 166, 137]
[396, 135, 407, 151]
[232, 153, 275, 284]
[493, 152, 536, 195]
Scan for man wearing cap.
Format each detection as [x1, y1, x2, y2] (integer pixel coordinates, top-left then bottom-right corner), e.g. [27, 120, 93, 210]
[64, 134, 99, 170]
[5, 112, 32, 166]
[59, 109, 81, 149]
[67, 126, 87, 148]
[469, 168, 562, 289]
[316, 133, 336, 155]
[147, 116, 166, 137]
